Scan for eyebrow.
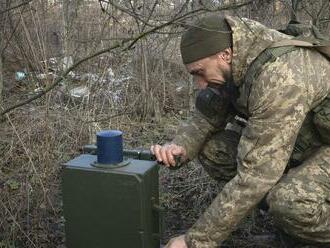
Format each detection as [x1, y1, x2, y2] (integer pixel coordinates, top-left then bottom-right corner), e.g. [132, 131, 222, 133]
[189, 68, 203, 76]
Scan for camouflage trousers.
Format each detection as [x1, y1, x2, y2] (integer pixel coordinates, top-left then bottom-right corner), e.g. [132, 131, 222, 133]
[199, 127, 330, 245]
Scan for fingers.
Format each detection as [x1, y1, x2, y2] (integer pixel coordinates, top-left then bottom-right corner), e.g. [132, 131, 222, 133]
[150, 144, 186, 167]
[151, 144, 162, 162]
[166, 147, 176, 166]
[163, 235, 187, 248]
[172, 146, 187, 160]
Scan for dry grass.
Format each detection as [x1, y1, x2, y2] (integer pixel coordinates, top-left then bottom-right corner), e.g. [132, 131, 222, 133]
[0, 102, 280, 248]
[0, 53, 191, 247]
[0, 106, 87, 248]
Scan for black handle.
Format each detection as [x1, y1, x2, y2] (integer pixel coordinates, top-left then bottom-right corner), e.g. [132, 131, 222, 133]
[83, 144, 184, 170]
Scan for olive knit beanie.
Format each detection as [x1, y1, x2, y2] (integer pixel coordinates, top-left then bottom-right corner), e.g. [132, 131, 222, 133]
[180, 14, 232, 64]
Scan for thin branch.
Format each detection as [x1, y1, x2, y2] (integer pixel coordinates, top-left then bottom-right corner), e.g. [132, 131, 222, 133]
[302, 7, 314, 20]
[1, 15, 22, 55]
[291, 0, 301, 21]
[125, 0, 255, 50]
[141, 0, 159, 33]
[320, 18, 330, 24]
[315, 0, 330, 26]
[75, 37, 133, 43]
[173, 0, 192, 20]
[0, 194, 37, 248]
[0, 0, 33, 15]
[99, 0, 157, 29]
[86, 111, 136, 123]
[1, 41, 125, 115]
[1, 0, 254, 116]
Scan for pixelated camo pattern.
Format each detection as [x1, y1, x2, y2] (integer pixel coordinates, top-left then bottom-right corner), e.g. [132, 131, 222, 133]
[172, 16, 330, 247]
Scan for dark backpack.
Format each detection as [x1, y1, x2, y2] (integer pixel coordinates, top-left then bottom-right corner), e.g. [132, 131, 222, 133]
[245, 21, 330, 88]
[276, 20, 330, 59]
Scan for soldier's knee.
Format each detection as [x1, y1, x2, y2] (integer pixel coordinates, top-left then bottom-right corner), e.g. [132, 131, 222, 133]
[267, 182, 326, 228]
[267, 183, 330, 244]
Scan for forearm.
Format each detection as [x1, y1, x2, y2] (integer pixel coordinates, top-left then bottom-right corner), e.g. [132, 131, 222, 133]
[185, 95, 308, 246]
[172, 111, 220, 160]
[185, 167, 283, 247]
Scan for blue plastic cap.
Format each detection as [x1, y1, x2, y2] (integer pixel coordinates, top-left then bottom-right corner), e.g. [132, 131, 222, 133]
[96, 130, 123, 164]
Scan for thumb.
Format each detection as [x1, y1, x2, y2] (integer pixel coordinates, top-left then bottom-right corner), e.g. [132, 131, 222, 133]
[172, 146, 186, 157]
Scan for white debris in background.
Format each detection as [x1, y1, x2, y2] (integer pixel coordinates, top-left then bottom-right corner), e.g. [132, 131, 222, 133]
[67, 71, 75, 78]
[34, 87, 43, 93]
[175, 86, 185, 93]
[80, 73, 100, 83]
[15, 71, 27, 81]
[69, 85, 90, 99]
[49, 57, 57, 64]
[113, 76, 131, 84]
[36, 72, 55, 80]
[106, 67, 115, 80]
[14, 56, 135, 104]
[62, 56, 73, 71]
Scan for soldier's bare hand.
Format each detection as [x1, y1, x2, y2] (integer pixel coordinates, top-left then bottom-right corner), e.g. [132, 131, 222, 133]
[150, 143, 187, 167]
[164, 235, 187, 248]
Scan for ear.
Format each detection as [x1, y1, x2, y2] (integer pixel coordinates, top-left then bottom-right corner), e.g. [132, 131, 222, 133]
[217, 48, 232, 64]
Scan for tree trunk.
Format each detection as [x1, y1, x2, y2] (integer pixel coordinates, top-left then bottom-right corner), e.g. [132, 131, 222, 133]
[0, 53, 3, 108]
[291, 0, 301, 21]
[140, 40, 150, 119]
[62, 0, 70, 61]
[62, 0, 81, 70]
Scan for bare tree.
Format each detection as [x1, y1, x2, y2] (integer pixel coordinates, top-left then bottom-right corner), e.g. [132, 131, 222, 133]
[0, 0, 28, 107]
[0, 1, 9, 107]
[62, 0, 84, 70]
[291, 0, 301, 21]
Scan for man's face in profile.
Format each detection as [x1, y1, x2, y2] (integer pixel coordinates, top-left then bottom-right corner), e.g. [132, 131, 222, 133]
[185, 48, 233, 89]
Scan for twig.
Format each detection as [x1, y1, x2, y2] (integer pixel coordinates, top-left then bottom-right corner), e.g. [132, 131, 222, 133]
[0, 0, 33, 15]
[1, 12, 22, 55]
[1, 0, 253, 116]
[0, 42, 124, 116]
[0, 189, 37, 248]
[86, 111, 135, 123]
[315, 0, 330, 26]
[123, 0, 256, 50]
[5, 113, 57, 212]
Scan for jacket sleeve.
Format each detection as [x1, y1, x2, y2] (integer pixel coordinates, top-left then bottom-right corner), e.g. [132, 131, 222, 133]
[172, 110, 220, 160]
[185, 55, 311, 247]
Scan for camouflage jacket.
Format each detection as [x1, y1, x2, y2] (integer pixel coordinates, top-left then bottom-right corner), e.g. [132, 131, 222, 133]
[172, 16, 330, 247]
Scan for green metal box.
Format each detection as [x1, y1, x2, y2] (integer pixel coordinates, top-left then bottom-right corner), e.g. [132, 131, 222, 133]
[62, 154, 160, 248]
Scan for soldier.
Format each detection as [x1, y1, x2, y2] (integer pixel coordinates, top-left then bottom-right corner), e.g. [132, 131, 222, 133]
[151, 14, 330, 248]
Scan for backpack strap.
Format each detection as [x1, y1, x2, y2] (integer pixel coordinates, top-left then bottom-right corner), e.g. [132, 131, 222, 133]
[270, 39, 315, 47]
[233, 45, 299, 116]
[244, 45, 299, 98]
[313, 95, 330, 114]
[271, 39, 330, 60]
[244, 39, 330, 104]
[239, 38, 330, 116]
